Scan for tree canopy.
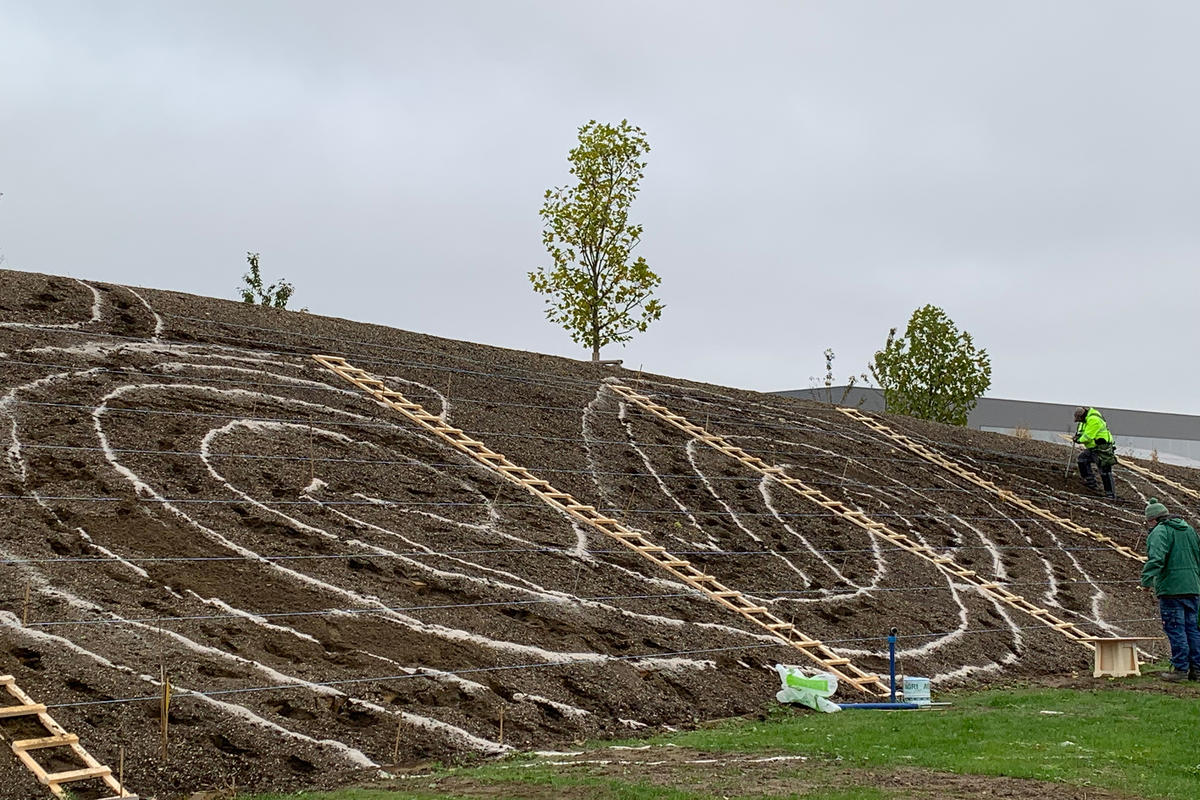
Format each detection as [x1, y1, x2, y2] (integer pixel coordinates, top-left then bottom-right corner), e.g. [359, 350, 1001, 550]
[530, 119, 663, 361]
[869, 304, 991, 426]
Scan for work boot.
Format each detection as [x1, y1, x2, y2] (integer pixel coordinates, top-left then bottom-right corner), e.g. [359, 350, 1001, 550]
[1189, 668, 1199, 682]
[1160, 669, 1189, 682]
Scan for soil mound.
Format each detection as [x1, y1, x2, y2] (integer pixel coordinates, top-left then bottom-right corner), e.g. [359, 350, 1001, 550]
[0, 269, 1186, 798]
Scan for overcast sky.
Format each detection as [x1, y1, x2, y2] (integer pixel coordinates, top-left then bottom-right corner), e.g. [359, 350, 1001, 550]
[2, 1, 1198, 414]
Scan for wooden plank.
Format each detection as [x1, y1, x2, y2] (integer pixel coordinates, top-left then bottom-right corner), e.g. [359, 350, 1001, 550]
[12, 734, 79, 751]
[0, 703, 47, 718]
[45, 765, 112, 784]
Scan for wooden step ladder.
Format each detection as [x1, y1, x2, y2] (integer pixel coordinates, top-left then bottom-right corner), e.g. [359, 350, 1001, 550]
[603, 381, 1098, 652]
[0, 675, 133, 798]
[837, 408, 1144, 563]
[312, 355, 889, 697]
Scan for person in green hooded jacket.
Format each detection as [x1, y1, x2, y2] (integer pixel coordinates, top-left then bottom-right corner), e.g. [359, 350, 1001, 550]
[1072, 406, 1117, 499]
[1139, 497, 1200, 681]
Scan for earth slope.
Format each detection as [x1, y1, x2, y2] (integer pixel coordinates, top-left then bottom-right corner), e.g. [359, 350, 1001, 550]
[0, 269, 1187, 798]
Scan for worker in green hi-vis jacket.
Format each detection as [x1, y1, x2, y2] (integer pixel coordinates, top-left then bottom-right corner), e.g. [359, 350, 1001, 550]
[1073, 406, 1117, 499]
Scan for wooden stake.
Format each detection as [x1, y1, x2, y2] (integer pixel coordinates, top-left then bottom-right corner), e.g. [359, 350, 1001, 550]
[118, 745, 124, 795]
[392, 718, 402, 767]
[308, 413, 315, 483]
[160, 666, 171, 762]
[22, 582, 30, 626]
[498, 705, 504, 746]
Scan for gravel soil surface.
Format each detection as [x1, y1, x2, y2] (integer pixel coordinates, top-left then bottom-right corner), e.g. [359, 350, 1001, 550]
[0, 269, 1190, 798]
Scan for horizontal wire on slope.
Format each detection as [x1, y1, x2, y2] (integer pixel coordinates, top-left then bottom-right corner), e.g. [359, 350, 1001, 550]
[39, 614, 1162, 712]
[19, 578, 1147, 629]
[0, 491, 1145, 528]
[0, 322, 1129, 474]
[12, 397, 1058, 473]
[0, 543, 1134, 566]
[15, 441, 1001, 493]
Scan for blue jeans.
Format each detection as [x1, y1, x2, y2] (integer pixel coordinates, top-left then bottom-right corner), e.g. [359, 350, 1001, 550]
[1158, 595, 1200, 672]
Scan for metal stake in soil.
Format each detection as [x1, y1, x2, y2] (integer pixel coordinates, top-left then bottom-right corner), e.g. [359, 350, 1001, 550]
[1063, 435, 1078, 483]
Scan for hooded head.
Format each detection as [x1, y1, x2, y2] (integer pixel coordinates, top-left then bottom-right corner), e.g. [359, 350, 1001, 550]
[1073, 406, 1088, 423]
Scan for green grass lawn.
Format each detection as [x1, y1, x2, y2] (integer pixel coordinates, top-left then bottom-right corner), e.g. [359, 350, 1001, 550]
[247, 680, 1200, 800]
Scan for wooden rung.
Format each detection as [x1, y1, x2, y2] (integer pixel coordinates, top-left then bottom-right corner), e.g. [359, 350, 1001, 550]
[1027, 609, 1049, 616]
[12, 734, 79, 751]
[822, 658, 852, 666]
[765, 623, 795, 630]
[688, 575, 720, 583]
[565, 504, 595, 511]
[659, 560, 690, 568]
[710, 591, 740, 598]
[0, 675, 12, 684]
[845, 675, 882, 685]
[45, 765, 112, 784]
[739, 606, 768, 614]
[0, 703, 47, 718]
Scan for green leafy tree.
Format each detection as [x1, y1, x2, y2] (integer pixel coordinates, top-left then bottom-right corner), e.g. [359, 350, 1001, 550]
[239, 251, 295, 309]
[868, 304, 991, 426]
[530, 119, 664, 361]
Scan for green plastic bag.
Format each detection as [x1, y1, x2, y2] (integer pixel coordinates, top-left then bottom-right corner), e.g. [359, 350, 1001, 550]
[773, 664, 841, 713]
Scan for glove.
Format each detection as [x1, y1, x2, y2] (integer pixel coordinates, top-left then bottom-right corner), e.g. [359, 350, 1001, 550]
[1071, 434, 1081, 443]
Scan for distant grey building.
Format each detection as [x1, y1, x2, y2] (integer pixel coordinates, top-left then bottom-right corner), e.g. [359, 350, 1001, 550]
[777, 387, 1200, 467]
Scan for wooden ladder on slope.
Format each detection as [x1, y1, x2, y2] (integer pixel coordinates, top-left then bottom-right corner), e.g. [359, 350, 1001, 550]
[1120, 461, 1200, 502]
[0, 675, 133, 798]
[311, 355, 888, 697]
[604, 381, 1098, 652]
[838, 408, 1144, 564]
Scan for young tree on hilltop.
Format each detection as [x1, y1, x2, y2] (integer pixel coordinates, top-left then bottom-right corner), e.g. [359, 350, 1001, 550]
[239, 251, 295, 309]
[530, 119, 664, 361]
[869, 304, 991, 426]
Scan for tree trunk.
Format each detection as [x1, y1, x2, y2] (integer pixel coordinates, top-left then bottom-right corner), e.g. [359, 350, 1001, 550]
[591, 343, 600, 361]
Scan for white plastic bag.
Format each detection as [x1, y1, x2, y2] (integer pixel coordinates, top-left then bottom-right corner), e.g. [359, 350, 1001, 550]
[773, 664, 841, 713]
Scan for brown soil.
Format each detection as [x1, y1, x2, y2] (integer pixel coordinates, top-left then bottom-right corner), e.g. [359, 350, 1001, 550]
[0, 269, 1189, 799]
